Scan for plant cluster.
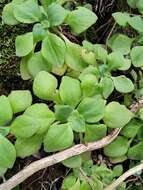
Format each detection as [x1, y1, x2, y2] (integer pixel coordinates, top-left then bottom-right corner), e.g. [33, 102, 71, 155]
[1, 0, 143, 189]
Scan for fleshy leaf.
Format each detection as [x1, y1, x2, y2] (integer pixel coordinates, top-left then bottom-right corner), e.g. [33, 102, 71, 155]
[41, 32, 66, 68]
[130, 46, 143, 67]
[55, 105, 73, 122]
[112, 75, 134, 93]
[8, 90, 32, 114]
[103, 102, 133, 128]
[13, 0, 42, 23]
[15, 135, 43, 158]
[104, 136, 129, 157]
[100, 77, 114, 99]
[77, 97, 106, 123]
[44, 123, 74, 152]
[65, 7, 97, 34]
[62, 155, 82, 168]
[128, 16, 143, 32]
[84, 124, 107, 142]
[33, 71, 58, 101]
[59, 76, 82, 108]
[0, 95, 13, 126]
[16, 32, 33, 57]
[128, 140, 143, 160]
[112, 12, 130, 27]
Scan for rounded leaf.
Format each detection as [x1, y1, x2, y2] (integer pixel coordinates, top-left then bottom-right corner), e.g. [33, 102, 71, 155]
[59, 76, 82, 108]
[130, 46, 143, 67]
[62, 155, 82, 168]
[33, 71, 58, 101]
[128, 16, 143, 33]
[44, 123, 74, 152]
[0, 95, 13, 125]
[128, 140, 143, 160]
[8, 90, 32, 114]
[112, 12, 130, 27]
[104, 136, 129, 157]
[103, 102, 133, 128]
[112, 75, 134, 93]
[107, 52, 124, 71]
[16, 32, 33, 57]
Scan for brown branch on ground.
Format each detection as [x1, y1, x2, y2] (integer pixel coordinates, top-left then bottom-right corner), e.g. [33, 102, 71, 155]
[0, 98, 142, 190]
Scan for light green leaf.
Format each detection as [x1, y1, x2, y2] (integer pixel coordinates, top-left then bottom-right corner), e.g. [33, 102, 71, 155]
[107, 34, 133, 55]
[39, 0, 57, 7]
[0, 134, 16, 168]
[13, 0, 42, 23]
[47, 3, 68, 26]
[69, 179, 80, 190]
[77, 97, 106, 123]
[62, 155, 82, 168]
[128, 16, 143, 33]
[65, 39, 88, 71]
[2, 3, 19, 25]
[11, 115, 40, 138]
[8, 90, 32, 114]
[130, 46, 143, 67]
[136, 0, 143, 11]
[55, 105, 73, 122]
[127, 0, 137, 8]
[113, 165, 123, 177]
[16, 32, 33, 57]
[94, 44, 108, 63]
[121, 119, 142, 138]
[15, 135, 43, 158]
[41, 32, 66, 68]
[103, 102, 133, 128]
[0, 95, 13, 126]
[119, 59, 131, 71]
[84, 124, 107, 142]
[44, 123, 74, 152]
[27, 52, 51, 77]
[112, 12, 130, 27]
[24, 103, 55, 134]
[59, 76, 82, 108]
[62, 175, 77, 190]
[68, 110, 85, 132]
[33, 71, 58, 101]
[104, 136, 129, 157]
[20, 56, 31, 80]
[112, 76, 134, 93]
[128, 140, 143, 160]
[81, 49, 96, 65]
[0, 127, 10, 137]
[107, 52, 124, 71]
[32, 23, 47, 42]
[0, 167, 7, 176]
[100, 77, 114, 99]
[65, 7, 97, 34]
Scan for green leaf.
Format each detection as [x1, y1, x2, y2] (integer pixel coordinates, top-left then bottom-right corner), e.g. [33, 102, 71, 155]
[24, 103, 55, 134]
[104, 136, 129, 157]
[130, 46, 143, 67]
[118, 59, 131, 71]
[65, 39, 88, 71]
[112, 76, 134, 93]
[136, 0, 143, 11]
[55, 105, 73, 122]
[62, 155, 82, 168]
[0, 127, 10, 137]
[62, 175, 77, 190]
[113, 165, 123, 177]
[16, 32, 33, 57]
[59, 76, 82, 108]
[107, 52, 124, 71]
[65, 7, 97, 34]
[2, 3, 19, 25]
[127, 0, 137, 8]
[84, 124, 107, 142]
[13, 0, 42, 23]
[128, 140, 143, 160]
[41, 32, 66, 68]
[0, 134, 16, 168]
[103, 102, 133, 128]
[33, 71, 58, 101]
[93, 44, 108, 64]
[20, 56, 31, 80]
[47, 3, 68, 26]
[39, 0, 57, 7]
[81, 74, 98, 97]
[77, 97, 106, 123]
[15, 135, 43, 158]
[8, 90, 32, 114]
[107, 34, 133, 55]
[11, 115, 40, 138]
[0, 167, 7, 176]
[27, 51, 51, 77]
[112, 12, 130, 27]
[68, 110, 85, 132]
[69, 179, 80, 190]
[100, 77, 114, 99]
[81, 49, 96, 65]
[0, 95, 13, 126]
[128, 16, 143, 33]
[44, 123, 74, 152]
[121, 119, 142, 138]
[80, 182, 91, 190]
[33, 23, 47, 42]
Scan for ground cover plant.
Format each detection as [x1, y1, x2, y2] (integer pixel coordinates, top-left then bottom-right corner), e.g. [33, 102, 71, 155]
[1, 0, 143, 189]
